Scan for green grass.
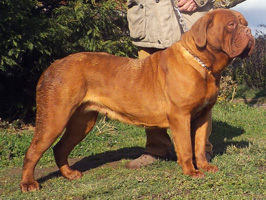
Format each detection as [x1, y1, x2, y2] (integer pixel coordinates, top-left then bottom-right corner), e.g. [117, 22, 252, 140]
[234, 85, 266, 104]
[0, 103, 265, 199]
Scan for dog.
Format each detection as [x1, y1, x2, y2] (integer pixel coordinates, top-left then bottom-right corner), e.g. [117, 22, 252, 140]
[20, 9, 255, 192]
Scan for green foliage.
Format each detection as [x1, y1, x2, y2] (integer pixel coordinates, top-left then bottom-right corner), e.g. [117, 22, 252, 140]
[0, 0, 137, 121]
[218, 74, 238, 101]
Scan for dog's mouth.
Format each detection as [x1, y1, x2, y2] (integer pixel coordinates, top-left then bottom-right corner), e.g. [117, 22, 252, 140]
[239, 38, 255, 58]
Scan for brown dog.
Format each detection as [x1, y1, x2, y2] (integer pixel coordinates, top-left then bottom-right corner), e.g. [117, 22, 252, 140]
[20, 9, 255, 192]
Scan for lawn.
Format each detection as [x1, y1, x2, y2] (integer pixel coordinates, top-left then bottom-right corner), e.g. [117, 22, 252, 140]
[0, 102, 265, 199]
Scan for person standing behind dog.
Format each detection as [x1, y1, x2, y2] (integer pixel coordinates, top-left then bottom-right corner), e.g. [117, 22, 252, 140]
[126, 0, 214, 169]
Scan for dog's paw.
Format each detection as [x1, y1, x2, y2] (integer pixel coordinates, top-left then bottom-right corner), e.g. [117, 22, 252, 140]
[20, 181, 40, 192]
[199, 164, 219, 173]
[184, 169, 205, 178]
[64, 169, 83, 180]
[191, 169, 205, 178]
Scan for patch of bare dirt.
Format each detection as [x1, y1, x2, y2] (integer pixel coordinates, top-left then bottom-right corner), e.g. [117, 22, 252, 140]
[0, 147, 144, 190]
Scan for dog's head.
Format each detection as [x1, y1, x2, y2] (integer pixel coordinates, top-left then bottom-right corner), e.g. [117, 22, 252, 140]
[190, 8, 255, 58]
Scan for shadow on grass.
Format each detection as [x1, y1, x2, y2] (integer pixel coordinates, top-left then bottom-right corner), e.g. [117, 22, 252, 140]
[211, 120, 248, 156]
[37, 147, 144, 185]
[38, 120, 247, 185]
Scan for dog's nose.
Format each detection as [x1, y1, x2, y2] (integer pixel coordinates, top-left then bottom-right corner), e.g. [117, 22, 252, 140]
[244, 27, 251, 34]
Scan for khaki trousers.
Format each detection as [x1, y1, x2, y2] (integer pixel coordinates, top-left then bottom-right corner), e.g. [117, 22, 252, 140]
[139, 47, 213, 157]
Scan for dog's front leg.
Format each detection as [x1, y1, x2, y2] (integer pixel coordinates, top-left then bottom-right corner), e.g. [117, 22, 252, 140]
[169, 113, 205, 178]
[191, 109, 219, 173]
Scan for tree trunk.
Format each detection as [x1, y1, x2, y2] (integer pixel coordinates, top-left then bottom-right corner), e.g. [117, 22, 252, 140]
[213, 0, 247, 8]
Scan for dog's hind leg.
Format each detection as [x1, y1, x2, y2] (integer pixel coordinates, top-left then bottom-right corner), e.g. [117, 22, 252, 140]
[20, 106, 71, 192]
[53, 109, 98, 180]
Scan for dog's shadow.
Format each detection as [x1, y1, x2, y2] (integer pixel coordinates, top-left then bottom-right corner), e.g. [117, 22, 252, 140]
[37, 147, 144, 185]
[211, 120, 248, 155]
[38, 120, 247, 184]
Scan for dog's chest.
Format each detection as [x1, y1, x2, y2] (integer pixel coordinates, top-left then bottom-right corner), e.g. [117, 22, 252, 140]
[195, 76, 219, 114]
[195, 98, 213, 113]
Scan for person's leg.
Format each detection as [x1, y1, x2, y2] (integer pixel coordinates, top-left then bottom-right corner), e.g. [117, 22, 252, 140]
[137, 47, 160, 59]
[205, 110, 213, 161]
[126, 47, 173, 169]
[145, 128, 173, 156]
[126, 127, 173, 169]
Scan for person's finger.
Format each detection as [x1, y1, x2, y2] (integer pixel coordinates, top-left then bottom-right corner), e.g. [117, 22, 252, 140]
[178, 0, 197, 12]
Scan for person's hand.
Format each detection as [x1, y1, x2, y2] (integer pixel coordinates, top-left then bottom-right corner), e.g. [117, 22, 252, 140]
[177, 0, 198, 12]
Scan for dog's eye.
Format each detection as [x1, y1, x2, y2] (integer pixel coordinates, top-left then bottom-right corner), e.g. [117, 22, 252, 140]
[227, 22, 237, 30]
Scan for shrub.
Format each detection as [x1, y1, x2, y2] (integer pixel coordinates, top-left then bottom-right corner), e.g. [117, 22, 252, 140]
[0, 0, 137, 122]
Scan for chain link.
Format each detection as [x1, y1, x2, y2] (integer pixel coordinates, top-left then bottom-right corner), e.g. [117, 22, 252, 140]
[171, 0, 189, 32]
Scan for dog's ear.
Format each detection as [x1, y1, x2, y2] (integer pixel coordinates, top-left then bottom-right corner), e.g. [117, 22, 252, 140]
[191, 12, 213, 48]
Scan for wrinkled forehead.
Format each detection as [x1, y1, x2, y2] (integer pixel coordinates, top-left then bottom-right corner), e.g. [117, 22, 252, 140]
[231, 9, 248, 26]
[213, 9, 248, 26]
